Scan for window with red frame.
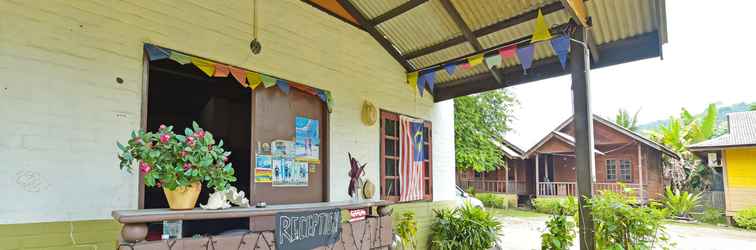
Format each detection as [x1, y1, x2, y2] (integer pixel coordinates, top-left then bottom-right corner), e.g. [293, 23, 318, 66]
[379, 110, 432, 202]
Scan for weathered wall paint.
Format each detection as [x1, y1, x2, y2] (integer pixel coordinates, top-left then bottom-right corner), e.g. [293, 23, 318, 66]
[0, 0, 455, 225]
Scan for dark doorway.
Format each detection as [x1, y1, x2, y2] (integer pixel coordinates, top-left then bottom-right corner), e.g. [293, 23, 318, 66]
[145, 58, 251, 236]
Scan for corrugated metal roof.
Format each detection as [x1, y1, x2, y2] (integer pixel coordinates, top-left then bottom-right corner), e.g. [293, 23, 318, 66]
[350, 0, 408, 20]
[345, 0, 666, 86]
[690, 111, 756, 149]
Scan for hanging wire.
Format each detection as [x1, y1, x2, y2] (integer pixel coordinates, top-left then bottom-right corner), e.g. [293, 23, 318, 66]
[252, 0, 258, 40]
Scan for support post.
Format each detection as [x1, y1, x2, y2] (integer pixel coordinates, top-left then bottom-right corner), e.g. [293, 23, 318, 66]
[638, 144, 644, 202]
[570, 25, 596, 250]
[535, 153, 540, 196]
[505, 163, 510, 193]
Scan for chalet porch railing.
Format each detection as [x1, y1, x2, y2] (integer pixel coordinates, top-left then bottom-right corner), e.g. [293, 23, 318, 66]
[112, 200, 393, 250]
[459, 179, 528, 194]
[537, 182, 648, 201]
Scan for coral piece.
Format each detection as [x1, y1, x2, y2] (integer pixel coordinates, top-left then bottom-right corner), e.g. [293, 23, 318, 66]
[200, 191, 231, 210]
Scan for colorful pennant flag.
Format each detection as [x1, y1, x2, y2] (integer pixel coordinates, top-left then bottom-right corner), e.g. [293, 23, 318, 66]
[550, 36, 570, 69]
[416, 73, 426, 97]
[260, 74, 277, 88]
[246, 71, 262, 89]
[317, 89, 328, 103]
[324, 90, 334, 112]
[418, 71, 436, 95]
[499, 45, 516, 59]
[290, 82, 318, 96]
[461, 62, 471, 70]
[213, 64, 230, 77]
[468, 53, 484, 66]
[531, 9, 552, 43]
[276, 79, 290, 94]
[444, 63, 457, 76]
[229, 67, 248, 87]
[484, 54, 502, 69]
[168, 51, 192, 65]
[191, 57, 216, 77]
[516, 45, 535, 73]
[144, 44, 169, 61]
[407, 72, 419, 87]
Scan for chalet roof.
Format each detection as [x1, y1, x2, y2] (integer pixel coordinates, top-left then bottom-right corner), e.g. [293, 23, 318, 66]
[524, 115, 679, 159]
[305, 0, 668, 101]
[689, 111, 756, 150]
[524, 131, 604, 157]
[493, 138, 525, 159]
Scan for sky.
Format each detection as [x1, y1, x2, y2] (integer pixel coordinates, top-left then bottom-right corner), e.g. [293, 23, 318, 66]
[504, 0, 756, 150]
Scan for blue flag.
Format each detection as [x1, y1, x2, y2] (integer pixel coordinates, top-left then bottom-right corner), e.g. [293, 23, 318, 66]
[276, 79, 290, 94]
[144, 44, 169, 61]
[444, 63, 457, 76]
[550, 36, 570, 69]
[516, 45, 535, 74]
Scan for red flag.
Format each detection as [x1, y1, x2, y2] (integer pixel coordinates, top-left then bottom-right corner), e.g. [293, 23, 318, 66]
[399, 116, 425, 202]
[214, 64, 230, 77]
[228, 67, 248, 87]
[499, 45, 516, 59]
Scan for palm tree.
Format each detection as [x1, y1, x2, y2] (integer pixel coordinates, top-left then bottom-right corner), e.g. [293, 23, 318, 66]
[615, 109, 640, 132]
[750, 103, 756, 111]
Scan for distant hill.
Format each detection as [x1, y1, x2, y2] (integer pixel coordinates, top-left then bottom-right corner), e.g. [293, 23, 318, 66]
[637, 102, 755, 135]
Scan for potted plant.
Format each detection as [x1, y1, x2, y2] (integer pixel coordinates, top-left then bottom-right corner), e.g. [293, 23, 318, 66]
[117, 122, 236, 210]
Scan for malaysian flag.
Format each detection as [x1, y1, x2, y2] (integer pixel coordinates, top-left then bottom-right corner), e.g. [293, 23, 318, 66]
[399, 116, 425, 202]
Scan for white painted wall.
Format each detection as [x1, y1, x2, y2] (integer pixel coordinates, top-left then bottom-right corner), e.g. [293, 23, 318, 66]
[0, 0, 455, 224]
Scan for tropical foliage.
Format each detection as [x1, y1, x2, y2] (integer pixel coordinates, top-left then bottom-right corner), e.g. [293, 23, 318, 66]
[117, 122, 236, 191]
[649, 103, 718, 190]
[475, 193, 506, 209]
[532, 197, 577, 215]
[615, 108, 640, 132]
[431, 203, 502, 250]
[540, 204, 576, 250]
[396, 212, 418, 249]
[662, 186, 702, 219]
[734, 207, 756, 230]
[585, 191, 673, 250]
[455, 89, 517, 172]
[750, 103, 756, 111]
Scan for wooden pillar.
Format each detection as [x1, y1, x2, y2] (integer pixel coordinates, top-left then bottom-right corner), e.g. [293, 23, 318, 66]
[570, 25, 596, 250]
[535, 153, 540, 196]
[638, 143, 644, 202]
[545, 154, 550, 181]
[505, 162, 510, 193]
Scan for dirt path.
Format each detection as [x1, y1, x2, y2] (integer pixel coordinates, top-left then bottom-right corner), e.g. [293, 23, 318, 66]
[497, 214, 756, 250]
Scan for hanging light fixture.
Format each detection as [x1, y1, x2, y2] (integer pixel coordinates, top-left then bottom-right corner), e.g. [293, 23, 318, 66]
[249, 0, 262, 55]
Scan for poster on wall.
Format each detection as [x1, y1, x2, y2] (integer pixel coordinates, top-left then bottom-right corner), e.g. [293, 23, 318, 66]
[272, 140, 295, 157]
[272, 157, 309, 187]
[255, 155, 273, 183]
[295, 116, 320, 163]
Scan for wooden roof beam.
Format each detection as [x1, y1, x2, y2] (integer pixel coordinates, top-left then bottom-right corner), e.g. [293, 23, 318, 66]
[439, 0, 504, 85]
[337, 0, 414, 71]
[559, 0, 600, 62]
[369, 0, 428, 25]
[404, 1, 566, 60]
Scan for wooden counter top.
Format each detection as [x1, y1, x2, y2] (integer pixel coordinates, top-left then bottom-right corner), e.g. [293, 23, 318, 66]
[112, 200, 392, 224]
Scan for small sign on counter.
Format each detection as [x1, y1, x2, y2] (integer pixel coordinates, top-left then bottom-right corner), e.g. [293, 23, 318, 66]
[275, 208, 341, 250]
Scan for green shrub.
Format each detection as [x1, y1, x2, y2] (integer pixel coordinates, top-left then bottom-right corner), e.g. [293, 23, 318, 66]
[532, 197, 577, 215]
[587, 191, 673, 249]
[663, 186, 702, 219]
[465, 186, 477, 196]
[695, 207, 725, 225]
[541, 206, 576, 250]
[431, 203, 502, 250]
[396, 212, 417, 249]
[476, 193, 506, 209]
[734, 207, 756, 230]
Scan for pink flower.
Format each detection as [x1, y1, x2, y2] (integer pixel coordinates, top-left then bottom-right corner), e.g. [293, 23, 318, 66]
[156, 182, 162, 188]
[139, 161, 151, 173]
[180, 151, 188, 157]
[183, 163, 191, 171]
[223, 156, 228, 163]
[196, 130, 206, 138]
[187, 137, 196, 147]
[159, 134, 170, 143]
[159, 124, 167, 130]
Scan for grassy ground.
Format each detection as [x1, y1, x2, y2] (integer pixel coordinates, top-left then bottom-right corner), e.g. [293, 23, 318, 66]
[488, 208, 549, 218]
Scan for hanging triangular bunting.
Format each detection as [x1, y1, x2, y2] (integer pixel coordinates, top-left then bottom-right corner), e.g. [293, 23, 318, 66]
[276, 79, 290, 94]
[550, 36, 570, 69]
[516, 45, 535, 74]
[531, 9, 552, 43]
[416, 73, 426, 97]
[260, 74, 277, 88]
[191, 57, 215, 77]
[144, 44, 169, 61]
[468, 53, 484, 66]
[407, 72, 419, 86]
[317, 89, 328, 103]
[229, 67, 248, 87]
[213, 64, 230, 77]
[168, 51, 192, 65]
[419, 71, 436, 94]
[246, 71, 262, 89]
[290, 82, 318, 96]
[461, 62, 471, 70]
[324, 90, 334, 112]
[499, 45, 516, 59]
[444, 63, 457, 76]
[484, 54, 502, 69]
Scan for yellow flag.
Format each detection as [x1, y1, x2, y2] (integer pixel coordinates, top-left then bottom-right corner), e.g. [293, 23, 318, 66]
[531, 9, 552, 43]
[468, 53, 484, 66]
[191, 57, 215, 76]
[246, 71, 262, 89]
[407, 72, 419, 89]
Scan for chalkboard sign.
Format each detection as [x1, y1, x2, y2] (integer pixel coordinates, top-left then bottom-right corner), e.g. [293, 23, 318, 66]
[275, 208, 341, 250]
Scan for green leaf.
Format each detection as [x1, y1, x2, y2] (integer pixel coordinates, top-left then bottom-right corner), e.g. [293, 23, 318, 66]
[117, 141, 126, 151]
[184, 128, 193, 136]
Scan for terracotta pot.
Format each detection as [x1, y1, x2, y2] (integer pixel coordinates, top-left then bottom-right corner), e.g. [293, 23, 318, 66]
[163, 182, 201, 210]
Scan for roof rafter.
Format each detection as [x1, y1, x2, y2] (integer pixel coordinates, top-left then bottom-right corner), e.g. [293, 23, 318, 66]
[369, 0, 428, 25]
[439, 0, 504, 84]
[559, 0, 600, 62]
[404, 1, 566, 60]
[336, 0, 414, 71]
